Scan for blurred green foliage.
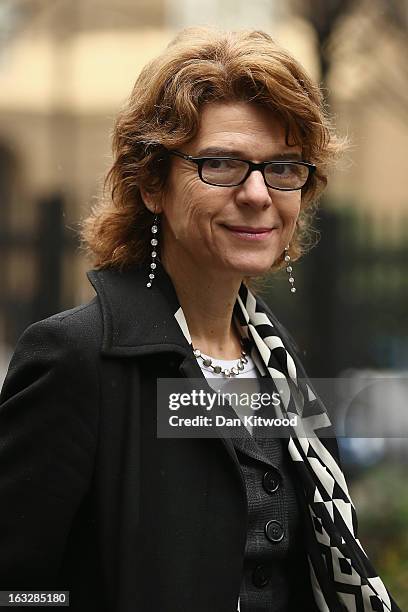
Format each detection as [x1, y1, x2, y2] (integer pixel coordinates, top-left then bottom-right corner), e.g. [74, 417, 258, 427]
[349, 460, 408, 609]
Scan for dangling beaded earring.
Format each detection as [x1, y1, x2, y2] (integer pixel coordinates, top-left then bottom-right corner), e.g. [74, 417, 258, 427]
[284, 245, 296, 293]
[146, 214, 159, 288]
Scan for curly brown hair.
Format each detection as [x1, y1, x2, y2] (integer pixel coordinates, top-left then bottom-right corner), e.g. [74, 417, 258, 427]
[80, 27, 347, 272]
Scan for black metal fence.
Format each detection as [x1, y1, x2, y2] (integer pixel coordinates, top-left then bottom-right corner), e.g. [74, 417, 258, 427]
[263, 205, 408, 378]
[0, 194, 78, 347]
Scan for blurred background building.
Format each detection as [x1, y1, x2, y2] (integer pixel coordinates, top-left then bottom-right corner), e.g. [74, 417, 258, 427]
[0, 0, 407, 603]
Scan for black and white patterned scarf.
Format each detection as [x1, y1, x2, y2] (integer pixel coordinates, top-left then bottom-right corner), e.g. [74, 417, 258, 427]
[174, 282, 400, 612]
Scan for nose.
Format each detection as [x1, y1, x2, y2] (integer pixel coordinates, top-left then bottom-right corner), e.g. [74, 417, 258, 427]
[235, 169, 272, 210]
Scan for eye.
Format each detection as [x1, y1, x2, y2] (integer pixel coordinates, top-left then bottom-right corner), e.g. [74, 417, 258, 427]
[264, 162, 309, 189]
[205, 158, 242, 171]
[268, 163, 295, 176]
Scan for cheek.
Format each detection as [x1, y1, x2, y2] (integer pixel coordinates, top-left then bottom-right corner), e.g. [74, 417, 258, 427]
[287, 192, 301, 219]
[280, 194, 301, 224]
[163, 179, 212, 235]
[293, 200, 301, 223]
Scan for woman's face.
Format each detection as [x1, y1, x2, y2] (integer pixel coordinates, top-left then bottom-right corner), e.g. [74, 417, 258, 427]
[151, 101, 302, 279]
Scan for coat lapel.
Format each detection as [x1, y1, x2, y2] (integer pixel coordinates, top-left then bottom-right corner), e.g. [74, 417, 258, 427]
[87, 264, 193, 359]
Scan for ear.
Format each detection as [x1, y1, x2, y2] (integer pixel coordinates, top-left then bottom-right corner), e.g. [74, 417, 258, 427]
[140, 187, 163, 214]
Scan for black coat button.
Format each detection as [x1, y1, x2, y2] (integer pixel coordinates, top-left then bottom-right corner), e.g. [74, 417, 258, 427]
[265, 519, 284, 543]
[262, 469, 281, 494]
[252, 564, 269, 588]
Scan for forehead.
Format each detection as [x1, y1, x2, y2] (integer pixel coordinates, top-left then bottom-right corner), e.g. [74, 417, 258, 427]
[186, 101, 301, 158]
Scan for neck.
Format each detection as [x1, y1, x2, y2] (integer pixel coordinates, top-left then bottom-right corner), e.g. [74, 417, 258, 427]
[161, 252, 244, 360]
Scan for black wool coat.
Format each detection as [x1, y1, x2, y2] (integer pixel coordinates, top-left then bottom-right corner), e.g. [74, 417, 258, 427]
[0, 265, 323, 612]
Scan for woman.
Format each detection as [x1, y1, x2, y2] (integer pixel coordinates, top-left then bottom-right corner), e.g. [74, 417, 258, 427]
[0, 28, 400, 612]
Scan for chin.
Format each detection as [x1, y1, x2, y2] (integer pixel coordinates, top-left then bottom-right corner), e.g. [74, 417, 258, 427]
[226, 258, 276, 278]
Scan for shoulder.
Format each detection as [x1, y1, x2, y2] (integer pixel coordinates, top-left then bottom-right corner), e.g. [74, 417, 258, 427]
[1, 297, 103, 402]
[37, 296, 102, 342]
[15, 296, 102, 357]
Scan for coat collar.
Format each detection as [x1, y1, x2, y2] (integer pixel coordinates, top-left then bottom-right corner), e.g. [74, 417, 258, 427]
[87, 262, 194, 359]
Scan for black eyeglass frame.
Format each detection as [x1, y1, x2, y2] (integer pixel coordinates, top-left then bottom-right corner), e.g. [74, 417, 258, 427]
[168, 150, 316, 191]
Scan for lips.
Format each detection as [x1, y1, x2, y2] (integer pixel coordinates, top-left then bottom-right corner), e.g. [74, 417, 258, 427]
[222, 224, 278, 241]
[225, 226, 274, 233]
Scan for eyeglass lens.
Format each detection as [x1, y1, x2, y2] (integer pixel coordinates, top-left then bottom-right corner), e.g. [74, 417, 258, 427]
[201, 159, 309, 189]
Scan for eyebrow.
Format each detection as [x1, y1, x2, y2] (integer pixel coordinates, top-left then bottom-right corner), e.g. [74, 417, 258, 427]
[195, 146, 303, 161]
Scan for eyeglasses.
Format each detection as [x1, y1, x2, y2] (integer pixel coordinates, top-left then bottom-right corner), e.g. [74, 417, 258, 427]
[168, 150, 316, 191]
